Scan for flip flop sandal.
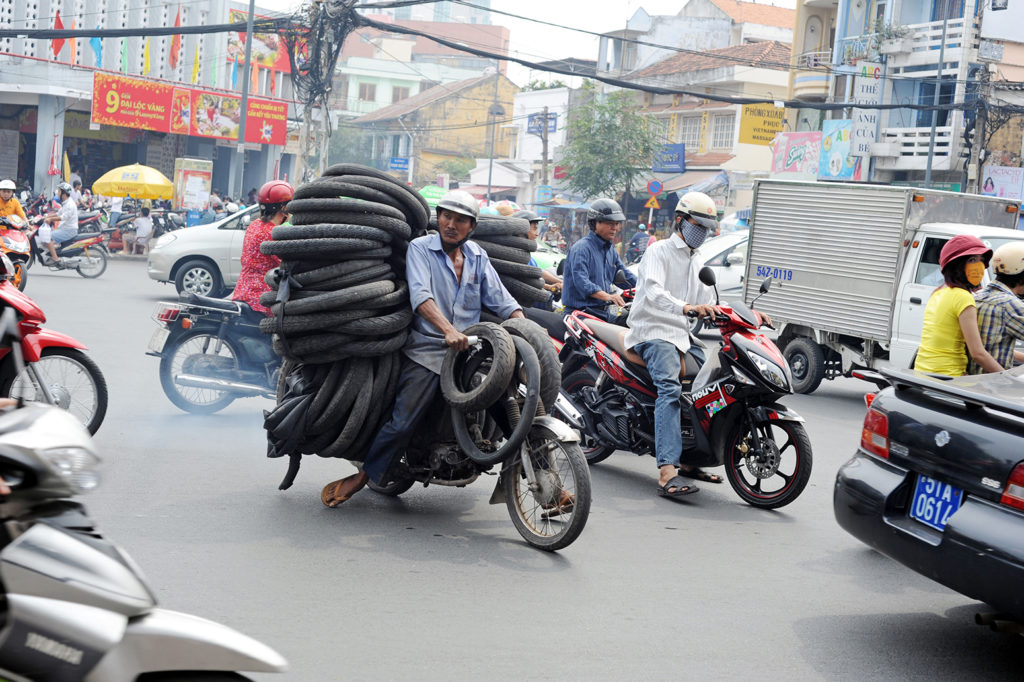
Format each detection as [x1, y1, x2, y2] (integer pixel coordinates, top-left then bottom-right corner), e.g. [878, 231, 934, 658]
[321, 473, 367, 508]
[679, 467, 724, 484]
[658, 475, 699, 501]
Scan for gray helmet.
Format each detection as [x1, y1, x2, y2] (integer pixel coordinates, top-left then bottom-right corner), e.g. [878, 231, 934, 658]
[513, 209, 541, 223]
[587, 198, 625, 226]
[436, 189, 479, 222]
[57, 182, 73, 195]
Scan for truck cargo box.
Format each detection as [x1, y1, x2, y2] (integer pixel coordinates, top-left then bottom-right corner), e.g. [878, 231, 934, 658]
[742, 181, 1019, 343]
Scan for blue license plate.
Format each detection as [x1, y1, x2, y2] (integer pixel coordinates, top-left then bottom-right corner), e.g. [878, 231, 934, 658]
[909, 474, 964, 532]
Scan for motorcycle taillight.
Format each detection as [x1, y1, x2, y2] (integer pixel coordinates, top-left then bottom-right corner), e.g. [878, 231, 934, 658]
[156, 307, 180, 323]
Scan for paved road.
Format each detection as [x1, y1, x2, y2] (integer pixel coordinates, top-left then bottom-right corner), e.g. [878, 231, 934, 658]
[21, 259, 1024, 680]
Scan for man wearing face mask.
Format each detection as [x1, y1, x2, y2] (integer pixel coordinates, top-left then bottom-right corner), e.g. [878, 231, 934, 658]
[624, 192, 723, 499]
[321, 190, 524, 507]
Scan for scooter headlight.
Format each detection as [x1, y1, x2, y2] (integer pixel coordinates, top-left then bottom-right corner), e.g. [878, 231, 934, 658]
[2, 236, 29, 253]
[749, 354, 789, 390]
[42, 446, 101, 494]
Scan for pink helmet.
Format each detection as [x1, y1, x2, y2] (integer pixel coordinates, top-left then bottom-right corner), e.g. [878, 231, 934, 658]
[939, 234, 992, 270]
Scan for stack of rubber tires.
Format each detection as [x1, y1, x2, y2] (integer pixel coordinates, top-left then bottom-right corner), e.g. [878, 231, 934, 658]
[450, 216, 550, 309]
[261, 164, 429, 478]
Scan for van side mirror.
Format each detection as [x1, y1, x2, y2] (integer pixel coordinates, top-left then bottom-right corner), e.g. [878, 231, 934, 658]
[726, 252, 744, 267]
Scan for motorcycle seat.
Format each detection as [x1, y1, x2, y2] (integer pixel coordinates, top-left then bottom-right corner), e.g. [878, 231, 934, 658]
[586, 318, 701, 380]
[78, 211, 100, 220]
[181, 292, 265, 323]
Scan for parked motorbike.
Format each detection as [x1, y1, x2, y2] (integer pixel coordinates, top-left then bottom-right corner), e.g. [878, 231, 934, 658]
[556, 269, 813, 509]
[0, 253, 108, 434]
[0, 316, 287, 678]
[359, 325, 591, 551]
[0, 215, 30, 291]
[148, 293, 280, 413]
[24, 215, 108, 278]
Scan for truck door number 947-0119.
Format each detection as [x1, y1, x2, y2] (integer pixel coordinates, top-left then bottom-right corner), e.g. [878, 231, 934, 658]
[755, 265, 794, 281]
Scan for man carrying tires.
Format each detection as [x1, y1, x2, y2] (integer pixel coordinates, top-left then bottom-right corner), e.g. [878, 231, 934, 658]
[561, 198, 636, 324]
[625, 192, 722, 499]
[231, 181, 293, 314]
[321, 190, 526, 507]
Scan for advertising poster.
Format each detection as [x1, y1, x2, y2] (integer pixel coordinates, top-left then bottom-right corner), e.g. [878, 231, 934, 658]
[91, 73, 288, 145]
[226, 9, 290, 71]
[980, 165, 1024, 200]
[851, 61, 882, 157]
[818, 120, 864, 181]
[770, 132, 822, 181]
[173, 158, 213, 211]
[739, 104, 786, 146]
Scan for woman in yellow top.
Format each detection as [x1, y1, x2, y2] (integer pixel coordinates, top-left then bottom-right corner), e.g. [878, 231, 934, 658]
[914, 234, 1003, 376]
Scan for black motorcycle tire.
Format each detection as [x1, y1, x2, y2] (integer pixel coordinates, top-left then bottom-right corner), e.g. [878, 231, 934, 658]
[271, 223, 393, 244]
[323, 164, 430, 217]
[286, 197, 404, 220]
[502, 421, 591, 552]
[334, 175, 430, 234]
[724, 418, 813, 510]
[473, 218, 530, 237]
[287, 211, 411, 239]
[11, 260, 27, 291]
[282, 258, 386, 285]
[283, 331, 409, 364]
[259, 308, 375, 335]
[76, 246, 107, 278]
[472, 240, 530, 265]
[367, 476, 416, 497]
[500, 317, 560, 412]
[477, 234, 537, 252]
[489, 258, 543, 280]
[158, 331, 240, 414]
[304, 268, 395, 292]
[501, 276, 550, 305]
[0, 347, 108, 435]
[329, 307, 413, 336]
[291, 179, 406, 210]
[560, 370, 616, 464]
[266, 280, 396, 315]
[439, 322, 516, 412]
[260, 237, 385, 259]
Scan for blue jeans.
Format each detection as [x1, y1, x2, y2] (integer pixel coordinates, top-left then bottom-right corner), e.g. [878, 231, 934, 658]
[634, 340, 705, 469]
[362, 356, 439, 485]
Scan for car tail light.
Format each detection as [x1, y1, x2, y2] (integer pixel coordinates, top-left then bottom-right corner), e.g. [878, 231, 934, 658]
[864, 392, 876, 408]
[1000, 462, 1024, 511]
[861, 407, 889, 459]
[156, 307, 180, 323]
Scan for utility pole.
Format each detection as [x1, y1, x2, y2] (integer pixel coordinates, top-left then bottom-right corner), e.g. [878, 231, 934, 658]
[923, 17, 948, 189]
[485, 69, 501, 204]
[966, 0, 989, 194]
[541, 105, 549, 185]
[234, 0, 256, 200]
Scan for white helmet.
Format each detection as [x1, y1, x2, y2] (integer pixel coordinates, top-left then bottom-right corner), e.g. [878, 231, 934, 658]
[436, 190, 479, 221]
[992, 241, 1024, 276]
[0, 179, 15, 191]
[225, 202, 239, 214]
[675, 191, 718, 231]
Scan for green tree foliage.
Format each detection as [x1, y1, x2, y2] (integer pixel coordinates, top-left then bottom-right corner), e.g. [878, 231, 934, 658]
[435, 156, 475, 181]
[520, 78, 568, 92]
[327, 123, 375, 167]
[560, 83, 660, 200]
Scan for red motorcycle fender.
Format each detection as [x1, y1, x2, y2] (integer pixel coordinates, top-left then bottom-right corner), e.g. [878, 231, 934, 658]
[21, 328, 87, 363]
[748, 404, 805, 424]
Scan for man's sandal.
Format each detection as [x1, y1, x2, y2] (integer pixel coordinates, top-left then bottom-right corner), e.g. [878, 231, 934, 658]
[321, 472, 368, 508]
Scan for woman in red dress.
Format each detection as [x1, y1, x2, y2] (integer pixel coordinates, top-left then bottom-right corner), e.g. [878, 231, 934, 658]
[232, 180, 293, 315]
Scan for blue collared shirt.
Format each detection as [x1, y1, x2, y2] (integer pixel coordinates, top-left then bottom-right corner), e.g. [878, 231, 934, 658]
[561, 231, 636, 311]
[404, 233, 522, 373]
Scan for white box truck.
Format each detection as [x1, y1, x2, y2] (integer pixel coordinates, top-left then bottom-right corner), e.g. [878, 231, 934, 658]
[742, 180, 1024, 393]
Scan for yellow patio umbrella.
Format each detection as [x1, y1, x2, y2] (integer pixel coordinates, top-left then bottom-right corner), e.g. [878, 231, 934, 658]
[92, 163, 173, 200]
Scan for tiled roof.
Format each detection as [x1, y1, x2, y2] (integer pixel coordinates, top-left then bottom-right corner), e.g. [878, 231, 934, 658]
[629, 41, 791, 79]
[353, 75, 493, 123]
[709, 0, 796, 29]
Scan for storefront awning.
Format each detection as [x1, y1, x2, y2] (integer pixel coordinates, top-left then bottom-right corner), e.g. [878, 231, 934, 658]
[661, 171, 722, 193]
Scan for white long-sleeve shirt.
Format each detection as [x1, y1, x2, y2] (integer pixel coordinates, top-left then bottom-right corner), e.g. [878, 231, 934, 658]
[624, 232, 714, 353]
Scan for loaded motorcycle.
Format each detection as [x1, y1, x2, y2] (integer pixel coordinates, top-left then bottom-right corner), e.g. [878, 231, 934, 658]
[148, 293, 280, 413]
[0, 312, 287, 679]
[24, 215, 108, 278]
[0, 253, 107, 434]
[557, 269, 812, 509]
[0, 214, 30, 291]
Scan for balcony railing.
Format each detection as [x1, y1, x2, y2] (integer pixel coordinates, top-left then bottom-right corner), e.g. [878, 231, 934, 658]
[872, 126, 957, 170]
[796, 50, 831, 68]
[838, 18, 979, 68]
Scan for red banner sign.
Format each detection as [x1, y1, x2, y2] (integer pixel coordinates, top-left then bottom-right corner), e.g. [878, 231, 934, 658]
[90, 73, 288, 146]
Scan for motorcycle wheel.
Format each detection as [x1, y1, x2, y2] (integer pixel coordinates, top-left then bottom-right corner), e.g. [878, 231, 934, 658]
[159, 331, 240, 414]
[76, 246, 107, 278]
[367, 477, 416, 497]
[11, 260, 27, 290]
[0, 347, 108, 435]
[724, 418, 812, 510]
[503, 427, 591, 551]
[559, 370, 615, 465]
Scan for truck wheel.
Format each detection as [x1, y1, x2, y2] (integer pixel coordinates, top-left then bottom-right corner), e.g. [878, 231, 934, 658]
[784, 337, 825, 394]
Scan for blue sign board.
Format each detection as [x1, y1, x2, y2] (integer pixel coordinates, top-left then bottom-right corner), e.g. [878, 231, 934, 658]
[652, 144, 686, 174]
[527, 112, 558, 135]
[535, 185, 554, 218]
[186, 209, 202, 227]
[389, 157, 410, 172]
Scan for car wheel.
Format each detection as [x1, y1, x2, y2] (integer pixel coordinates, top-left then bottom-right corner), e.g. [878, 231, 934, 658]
[175, 259, 222, 297]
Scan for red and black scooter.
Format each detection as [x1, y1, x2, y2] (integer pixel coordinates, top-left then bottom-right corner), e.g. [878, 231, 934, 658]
[555, 268, 813, 509]
[0, 253, 107, 433]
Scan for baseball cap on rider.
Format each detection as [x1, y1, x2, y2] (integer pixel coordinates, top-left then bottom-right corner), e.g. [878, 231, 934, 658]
[587, 198, 625, 224]
[437, 190, 479, 221]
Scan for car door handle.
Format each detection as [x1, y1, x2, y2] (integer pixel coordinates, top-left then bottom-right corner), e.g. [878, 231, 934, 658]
[910, 297, 922, 304]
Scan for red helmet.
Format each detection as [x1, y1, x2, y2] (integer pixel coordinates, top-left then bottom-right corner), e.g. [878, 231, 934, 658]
[939, 234, 992, 270]
[257, 180, 293, 206]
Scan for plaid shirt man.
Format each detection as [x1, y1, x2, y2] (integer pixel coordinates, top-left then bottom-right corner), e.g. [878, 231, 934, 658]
[969, 280, 1024, 374]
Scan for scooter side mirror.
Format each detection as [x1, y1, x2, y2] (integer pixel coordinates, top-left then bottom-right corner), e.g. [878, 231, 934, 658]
[613, 269, 628, 286]
[698, 266, 717, 287]
[759, 277, 773, 294]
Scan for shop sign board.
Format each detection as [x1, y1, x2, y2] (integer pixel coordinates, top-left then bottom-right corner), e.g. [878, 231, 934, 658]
[535, 184, 554, 218]
[980, 165, 1024, 200]
[90, 73, 288, 146]
[389, 157, 410, 172]
[818, 120, 864, 181]
[226, 9, 292, 72]
[738, 104, 785, 146]
[652, 143, 685, 174]
[527, 112, 557, 135]
[851, 61, 882, 158]
[173, 157, 214, 211]
[770, 132, 821, 181]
